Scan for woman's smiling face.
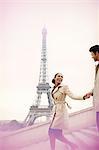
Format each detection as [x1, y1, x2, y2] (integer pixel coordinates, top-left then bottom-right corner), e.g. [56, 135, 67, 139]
[54, 73, 63, 85]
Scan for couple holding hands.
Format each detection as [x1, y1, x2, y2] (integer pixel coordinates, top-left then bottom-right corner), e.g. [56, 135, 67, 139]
[48, 45, 99, 150]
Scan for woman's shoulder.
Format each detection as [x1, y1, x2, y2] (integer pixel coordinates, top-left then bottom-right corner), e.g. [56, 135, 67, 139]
[60, 84, 68, 89]
[59, 85, 69, 92]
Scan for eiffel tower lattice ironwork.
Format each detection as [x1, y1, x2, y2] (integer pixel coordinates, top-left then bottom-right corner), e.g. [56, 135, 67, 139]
[24, 27, 53, 126]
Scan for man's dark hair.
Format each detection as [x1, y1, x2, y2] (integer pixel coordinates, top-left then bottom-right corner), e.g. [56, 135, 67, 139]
[89, 45, 99, 54]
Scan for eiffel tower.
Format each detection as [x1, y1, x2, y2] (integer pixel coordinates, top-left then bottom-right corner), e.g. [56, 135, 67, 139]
[24, 27, 53, 126]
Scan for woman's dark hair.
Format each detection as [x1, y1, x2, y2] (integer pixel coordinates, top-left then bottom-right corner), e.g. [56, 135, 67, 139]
[89, 45, 99, 54]
[52, 73, 59, 84]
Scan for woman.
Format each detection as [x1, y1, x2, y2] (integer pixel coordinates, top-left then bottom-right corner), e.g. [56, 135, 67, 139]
[48, 73, 87, 150]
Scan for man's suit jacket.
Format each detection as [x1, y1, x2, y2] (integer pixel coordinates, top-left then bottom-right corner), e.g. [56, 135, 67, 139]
[93, 64, 99, 112]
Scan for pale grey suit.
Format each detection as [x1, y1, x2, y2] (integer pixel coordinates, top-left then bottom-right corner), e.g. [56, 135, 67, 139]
[93, 63, 99, 131]
[93, 64, 99, 112]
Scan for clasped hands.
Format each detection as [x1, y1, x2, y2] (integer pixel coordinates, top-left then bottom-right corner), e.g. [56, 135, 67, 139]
[83, 92, 93, 100]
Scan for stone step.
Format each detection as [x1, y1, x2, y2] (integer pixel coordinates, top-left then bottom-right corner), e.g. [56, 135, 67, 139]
[17, 126, 99, 150]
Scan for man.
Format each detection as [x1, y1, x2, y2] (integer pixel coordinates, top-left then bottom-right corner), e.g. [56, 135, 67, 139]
[84, 45, 99, 132]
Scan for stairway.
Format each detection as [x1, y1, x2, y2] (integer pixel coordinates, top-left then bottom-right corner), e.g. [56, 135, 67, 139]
[1, 125, 98, 150]
[0, 107, 98, 150]
[16, 126, 99, 150]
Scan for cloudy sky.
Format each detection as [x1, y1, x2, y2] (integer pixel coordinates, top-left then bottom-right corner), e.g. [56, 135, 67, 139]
[0, 0, 98, 121]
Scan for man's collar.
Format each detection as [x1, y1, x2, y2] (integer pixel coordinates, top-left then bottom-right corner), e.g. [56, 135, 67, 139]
[95, 61, 99, 66]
